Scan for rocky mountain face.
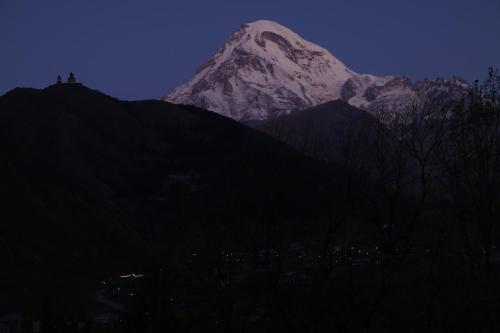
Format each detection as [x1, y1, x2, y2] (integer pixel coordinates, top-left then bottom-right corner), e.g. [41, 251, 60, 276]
[163, 20, 469, 121]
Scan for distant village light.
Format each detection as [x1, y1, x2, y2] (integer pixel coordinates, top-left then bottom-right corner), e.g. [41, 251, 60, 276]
[120, 273, 144, 278]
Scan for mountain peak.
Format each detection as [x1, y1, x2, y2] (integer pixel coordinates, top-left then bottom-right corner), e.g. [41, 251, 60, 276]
[164, 20, 359, 120]
[163, 21, 469, 121]
[238, 20, 346, 66]
[247, 19, 284, 28]
[244, 20, 307, 41]
[245, 19, 289, 32]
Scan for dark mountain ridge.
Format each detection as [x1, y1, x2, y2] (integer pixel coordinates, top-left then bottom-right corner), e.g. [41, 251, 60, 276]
[0, 84, 346, 309]
[252, 100, 380, 163]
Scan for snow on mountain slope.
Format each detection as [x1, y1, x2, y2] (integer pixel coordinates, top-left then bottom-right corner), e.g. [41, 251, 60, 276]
[163, 20, 469, 121]
[342, 75, 470, 114]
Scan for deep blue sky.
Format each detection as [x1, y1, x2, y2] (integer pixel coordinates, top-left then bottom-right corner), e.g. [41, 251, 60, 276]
[1, 0, 499, 100]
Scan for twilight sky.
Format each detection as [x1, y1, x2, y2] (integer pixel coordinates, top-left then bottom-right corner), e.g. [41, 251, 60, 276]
[1, 0, 499, 100]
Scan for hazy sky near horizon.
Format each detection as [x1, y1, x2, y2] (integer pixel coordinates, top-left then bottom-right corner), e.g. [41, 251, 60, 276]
[1, 0, 499, 100]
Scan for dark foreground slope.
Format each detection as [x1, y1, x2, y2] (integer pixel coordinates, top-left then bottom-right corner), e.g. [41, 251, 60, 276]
[0, 84, 342, 311]
[252, 100, 379, 163]
[2, 85, 499, 332]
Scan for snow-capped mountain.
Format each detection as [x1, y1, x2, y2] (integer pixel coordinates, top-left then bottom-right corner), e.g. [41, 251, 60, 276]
[163, 20, 469, 121]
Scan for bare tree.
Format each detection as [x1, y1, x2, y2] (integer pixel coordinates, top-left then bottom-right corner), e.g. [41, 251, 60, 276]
[439, 68, 500, 272]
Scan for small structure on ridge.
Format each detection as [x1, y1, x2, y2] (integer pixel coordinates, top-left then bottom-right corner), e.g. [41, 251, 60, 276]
[67, 72, 77, 83]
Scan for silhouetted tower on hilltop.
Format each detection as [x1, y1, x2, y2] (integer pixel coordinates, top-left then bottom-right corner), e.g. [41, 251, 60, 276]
[56, 75, 62, 84]
[67, 72, 77, 84]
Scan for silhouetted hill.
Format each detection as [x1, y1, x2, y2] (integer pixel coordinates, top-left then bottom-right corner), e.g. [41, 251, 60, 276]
[0, 84, 340, 310]
[252, 100, 379, 163]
